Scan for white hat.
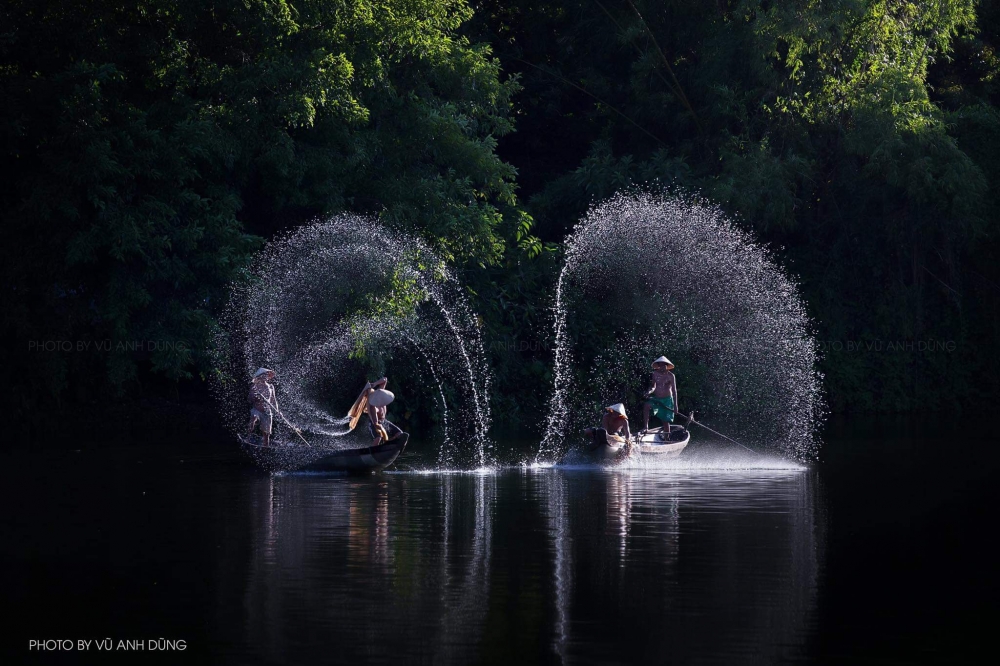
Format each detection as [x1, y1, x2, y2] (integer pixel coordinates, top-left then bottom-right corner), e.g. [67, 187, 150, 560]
[368, 388, 395, 408]
[253, 367, 273, 378]
[605, 403, 627, 418]
[651, 356, 675, 369]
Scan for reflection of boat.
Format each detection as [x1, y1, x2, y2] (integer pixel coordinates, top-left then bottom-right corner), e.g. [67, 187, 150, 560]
[240, 471, 494, 663]
[240, 433, 408, 473]
[539, 468, 820, 663]
[635, 425, 690, 457]
[229, 464, 820, 662]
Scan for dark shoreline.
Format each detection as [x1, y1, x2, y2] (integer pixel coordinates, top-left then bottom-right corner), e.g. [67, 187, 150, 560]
[15, 394, 229, 451]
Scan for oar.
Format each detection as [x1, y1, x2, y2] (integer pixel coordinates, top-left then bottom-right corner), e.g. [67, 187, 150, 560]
[346, 385, 371, 431]
[275, 409, 310, 447]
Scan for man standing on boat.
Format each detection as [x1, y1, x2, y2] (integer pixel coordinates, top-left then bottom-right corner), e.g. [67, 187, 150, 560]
[365, 377, 406, 447]
[248, 367, 279, 447]
[642, 356, 677, 433]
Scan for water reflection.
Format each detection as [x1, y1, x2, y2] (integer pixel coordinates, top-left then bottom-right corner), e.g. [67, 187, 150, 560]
[237, 468, 821, 664]
[539, 470, 820, 663]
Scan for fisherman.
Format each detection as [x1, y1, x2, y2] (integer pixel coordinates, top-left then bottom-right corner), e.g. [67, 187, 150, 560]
[584, 402, 632, 447]
[642, 356, 677, 433]
[248, 368, 279, 447]
[365, 376, 406, 447]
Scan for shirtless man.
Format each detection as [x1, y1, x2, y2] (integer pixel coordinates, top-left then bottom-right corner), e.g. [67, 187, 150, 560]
[642, 356, 677, 433]
[584, 403, 632, 445]
[248, 368, 279, 447]
[365, 376, 405, 447]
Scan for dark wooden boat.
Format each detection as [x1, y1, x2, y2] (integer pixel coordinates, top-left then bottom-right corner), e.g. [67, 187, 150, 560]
[240, 433, 408, 474]
[575, 431, 633, 465]
[635, 425, 690, 457]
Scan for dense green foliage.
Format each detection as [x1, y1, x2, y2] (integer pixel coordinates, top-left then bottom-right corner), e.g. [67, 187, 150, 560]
[4, 0, 1000, 434]
[468, 0, 1000, 414]
[1, 0, 531, 422]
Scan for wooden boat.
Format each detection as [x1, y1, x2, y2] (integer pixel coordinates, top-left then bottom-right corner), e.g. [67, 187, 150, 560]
[635, 425, 690, 457]
[240, 433, 408, 474]
[576, 431, 633, 465]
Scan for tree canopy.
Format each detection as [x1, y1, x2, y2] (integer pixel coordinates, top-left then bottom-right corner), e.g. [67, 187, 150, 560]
[2, 0, 528, 420]
[468, 0, 1000, 413]
[4, 0, 1000, 432]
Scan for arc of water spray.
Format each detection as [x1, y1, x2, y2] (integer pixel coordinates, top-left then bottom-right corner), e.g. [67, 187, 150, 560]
[538, 193, 822, 461]
[218, 215, 494, 467]
[424, 285, 492, 467]
[401, 331, 452, 466]
[539, 260, 575, 461]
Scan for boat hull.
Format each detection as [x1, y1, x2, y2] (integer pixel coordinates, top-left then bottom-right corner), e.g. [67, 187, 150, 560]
[636, 425, 690, 457]
[574, 432, 632, 466]
[240, 433, 408, 474]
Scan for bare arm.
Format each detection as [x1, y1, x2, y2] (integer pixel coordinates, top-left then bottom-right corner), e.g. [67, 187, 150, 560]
[369, 376, 387, 390]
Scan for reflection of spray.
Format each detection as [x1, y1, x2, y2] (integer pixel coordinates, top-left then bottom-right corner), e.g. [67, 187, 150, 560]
[609, 473, 631, 564]
[545, 472, 572, 664]
[437, 474, 495, 659]
[215, 214, 493, 467]
[373, 482, 390, 567]
[535, 468, 819, 663]
[541, 192, 823, 461]
[234, 468, 821, 662]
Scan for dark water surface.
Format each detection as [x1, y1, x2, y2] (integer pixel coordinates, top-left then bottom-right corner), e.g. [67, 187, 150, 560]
[3, 419, 997, 664]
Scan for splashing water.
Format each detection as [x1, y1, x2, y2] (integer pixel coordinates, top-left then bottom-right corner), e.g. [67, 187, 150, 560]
[540, 192, 824, 462]
[214, 214, 493, 468]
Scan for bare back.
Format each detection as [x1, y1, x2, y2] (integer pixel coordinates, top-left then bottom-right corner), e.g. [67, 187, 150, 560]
[601, 412, 630, 438]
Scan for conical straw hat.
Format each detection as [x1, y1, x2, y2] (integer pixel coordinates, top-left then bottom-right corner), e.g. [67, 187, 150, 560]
[605, 403, 628, 418]
[368, 388, 395, 408]
[651, 356, 675, 369]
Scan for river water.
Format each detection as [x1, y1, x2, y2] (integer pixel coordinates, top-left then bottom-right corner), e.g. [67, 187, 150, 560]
[4, 418, 997, 664]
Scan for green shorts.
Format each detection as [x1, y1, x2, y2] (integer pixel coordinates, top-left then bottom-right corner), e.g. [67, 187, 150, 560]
[647, 396, 675, 423]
